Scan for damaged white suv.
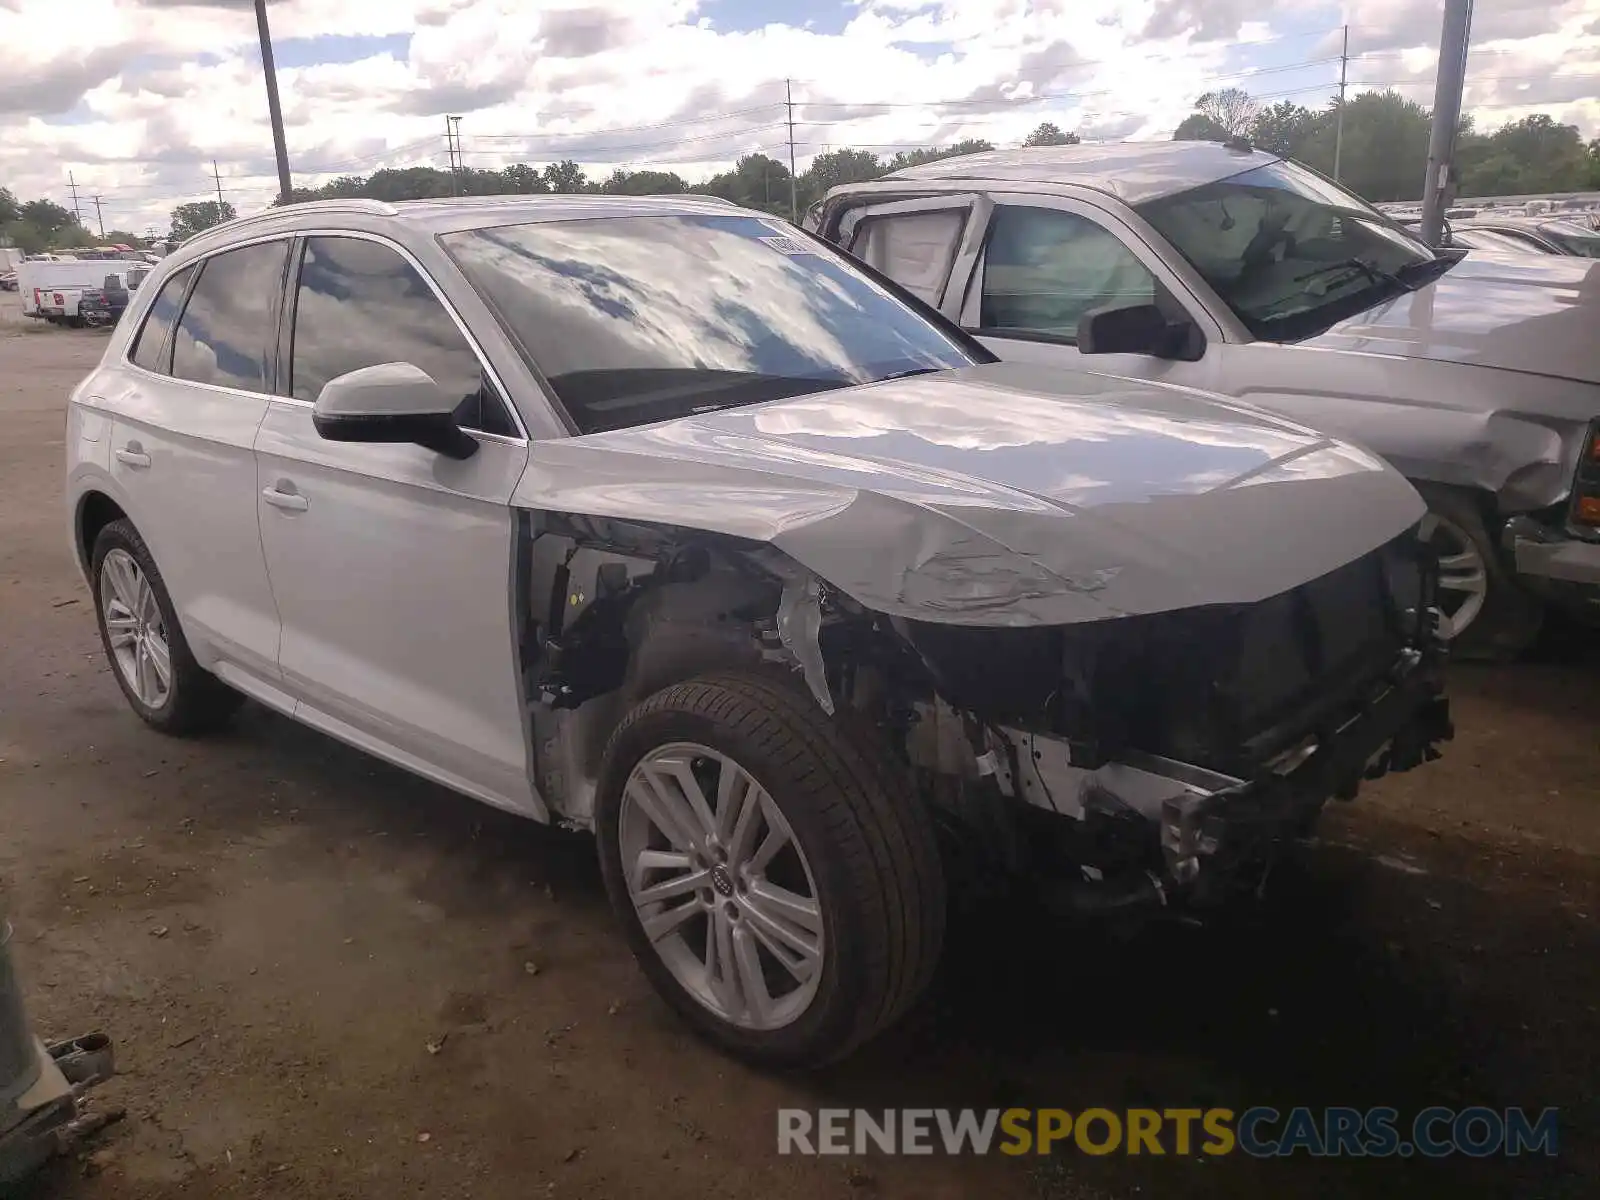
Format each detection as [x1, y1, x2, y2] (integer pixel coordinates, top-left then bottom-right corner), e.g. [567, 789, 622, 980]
[64, 196, 1452, 1067]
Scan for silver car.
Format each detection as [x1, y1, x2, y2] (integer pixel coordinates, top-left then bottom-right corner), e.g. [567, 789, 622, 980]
[809, 143, 1600, 656]
[65, 195, 1450, 1066]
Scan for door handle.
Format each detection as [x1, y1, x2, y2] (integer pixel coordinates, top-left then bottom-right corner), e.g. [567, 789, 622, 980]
[114, 447, 151, 468]
[261, 485, 309, 512]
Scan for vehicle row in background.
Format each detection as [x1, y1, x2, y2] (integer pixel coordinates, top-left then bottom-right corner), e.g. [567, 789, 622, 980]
[808, 142, 1600, 657]
[15, 259, 147, 327]
[1447, 215, 1600, 257]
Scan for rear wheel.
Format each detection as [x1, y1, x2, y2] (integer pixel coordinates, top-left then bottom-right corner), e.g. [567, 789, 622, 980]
[595, 672, 945, 1068]
[91, 519, 242, 735]
[1416, 484, 1542, 660]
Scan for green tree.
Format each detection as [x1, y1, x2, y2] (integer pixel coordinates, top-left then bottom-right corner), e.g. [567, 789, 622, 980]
[20, 198, 79, 238]
[0, 186, 18, 228]
[101, 229, 147, 248]
[362, 167, 454, 201]
[697, 153, 793, 214]
[1457, 114, 1591, 196]
[1023, 122, 1079, 147]
[542, 160, 589, 193]
[885, 139, 994, 172]
[169, 200, 236, 241]
[1174, 113, 1229, 141]
[1249, 102, 1327, 160]
[806, 148, 884, 197]
[599, 168, 688, 195]
[500, 164, 549, 194]
[1295, 91, 1432, 202]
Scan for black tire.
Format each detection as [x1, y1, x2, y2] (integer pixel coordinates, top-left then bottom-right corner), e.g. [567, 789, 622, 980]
[1415, 484, 1543, 661]
[90, 518, 242, 736]
[595, 671, 946, 1069]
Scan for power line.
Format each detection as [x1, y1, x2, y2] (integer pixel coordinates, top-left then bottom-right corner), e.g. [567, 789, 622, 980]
[468, 102, 788, 141]
[458, 122, 790, 159]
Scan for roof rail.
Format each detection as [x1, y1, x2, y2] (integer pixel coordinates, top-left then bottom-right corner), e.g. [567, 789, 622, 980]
[179, 198, 400, 250]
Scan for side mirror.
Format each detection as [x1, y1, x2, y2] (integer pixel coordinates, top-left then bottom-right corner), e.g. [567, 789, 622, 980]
[311, 362, 477, 460]
[1077, 303, 1200, 361]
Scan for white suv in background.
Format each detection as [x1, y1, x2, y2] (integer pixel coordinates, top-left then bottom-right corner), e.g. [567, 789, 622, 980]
[64, 195, 1450, 1066]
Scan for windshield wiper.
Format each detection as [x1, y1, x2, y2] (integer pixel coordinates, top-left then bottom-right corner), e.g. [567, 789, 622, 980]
[1394, 256, 1459, 287]
[1294, 258, 1404, 291]
[876, 366, 943, 382]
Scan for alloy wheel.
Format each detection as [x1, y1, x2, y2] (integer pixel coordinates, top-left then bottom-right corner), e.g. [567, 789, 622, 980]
[99, 547, 172, 709]
[618, 743, 824, 1031]
[1419, 511, 1489, 641]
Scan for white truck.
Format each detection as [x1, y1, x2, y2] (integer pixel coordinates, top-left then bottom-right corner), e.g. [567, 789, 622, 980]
[17, 260, 142, 326]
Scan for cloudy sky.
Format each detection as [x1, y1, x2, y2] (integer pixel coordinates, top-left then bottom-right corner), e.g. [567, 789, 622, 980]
[3, 0, 1599, 235]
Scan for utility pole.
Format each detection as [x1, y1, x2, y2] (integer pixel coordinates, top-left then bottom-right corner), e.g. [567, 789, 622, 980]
[1420, 0, 1474, 246]
[445, 115, 464, 194]
[784, 78, 798, 223]
[255, 0, 295, 205]
[67, 171, 82, 224]
[1333, 24, 1349, 182]
[213, 160, 225, 209]
[91, 195, 106, 239]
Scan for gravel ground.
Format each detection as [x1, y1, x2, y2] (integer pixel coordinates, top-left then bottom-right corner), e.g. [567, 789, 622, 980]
[2, 297, 1597, 1199]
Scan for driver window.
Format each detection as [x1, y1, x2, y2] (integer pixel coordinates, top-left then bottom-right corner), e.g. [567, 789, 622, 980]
[290, 236, 518, 437]
[979, 206, 1156, 341]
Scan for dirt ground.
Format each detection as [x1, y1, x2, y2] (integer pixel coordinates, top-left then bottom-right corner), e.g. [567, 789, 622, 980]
[2, 294, 1597, 1199]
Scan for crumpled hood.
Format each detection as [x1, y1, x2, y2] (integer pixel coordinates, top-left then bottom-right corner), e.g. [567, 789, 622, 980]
[1303, 252, 1600, 387]
[517, 362, 1424, 626]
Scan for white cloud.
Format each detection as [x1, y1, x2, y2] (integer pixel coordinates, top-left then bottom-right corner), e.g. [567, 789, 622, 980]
[0, 0, 1595, 236]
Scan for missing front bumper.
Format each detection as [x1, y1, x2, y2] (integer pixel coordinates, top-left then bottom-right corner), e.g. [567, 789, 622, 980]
[1000, 650, 1452, 912]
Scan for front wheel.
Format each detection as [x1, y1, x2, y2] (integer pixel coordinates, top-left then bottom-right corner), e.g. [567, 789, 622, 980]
[595, 672, 946, 1069]
[1415, 484, 1542, 660]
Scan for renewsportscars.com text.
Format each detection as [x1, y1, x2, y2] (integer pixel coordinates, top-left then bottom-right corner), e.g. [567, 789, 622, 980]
[777, 1106, 1559, 1158]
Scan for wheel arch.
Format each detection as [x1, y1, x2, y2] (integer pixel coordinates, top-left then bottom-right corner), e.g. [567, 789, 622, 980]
[74, 488, 130, 579]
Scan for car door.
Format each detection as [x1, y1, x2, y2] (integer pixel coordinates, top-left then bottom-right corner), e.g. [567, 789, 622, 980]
[253, 233, 536, 815]
[106, 242, 290, 699]
[951, 198, 1223, 392]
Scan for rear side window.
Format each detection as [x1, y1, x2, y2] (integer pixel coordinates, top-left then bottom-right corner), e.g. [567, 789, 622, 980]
[289, 236, 517, 437]
[129, 265, 195, 374]
[849, 210, 965, 304]
[171, 240, 289, 393]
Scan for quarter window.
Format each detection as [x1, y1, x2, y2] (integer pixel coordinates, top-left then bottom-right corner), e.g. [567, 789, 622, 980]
[289, 236, 516, 437]
[171, 241, 289, 392]
[850, 210, 966, 304]
[980, 206, 1157, 341]
[129, 264, 195, 374]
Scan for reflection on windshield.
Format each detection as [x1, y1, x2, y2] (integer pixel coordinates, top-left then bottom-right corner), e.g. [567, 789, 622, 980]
[443, 214, 978, 433]
[1136, 160, 1440, 343]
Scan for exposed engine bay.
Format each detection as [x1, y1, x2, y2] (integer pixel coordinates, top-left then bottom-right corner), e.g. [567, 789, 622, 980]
[517, 510, 1453, 913]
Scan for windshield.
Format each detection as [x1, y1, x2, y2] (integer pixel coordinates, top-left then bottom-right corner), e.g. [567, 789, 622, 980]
[1136, 159, 1440, 342]
[1539, 221, 1600, 258]
[1457, 228, 1548, 254]
[442, 213, 980, 434]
